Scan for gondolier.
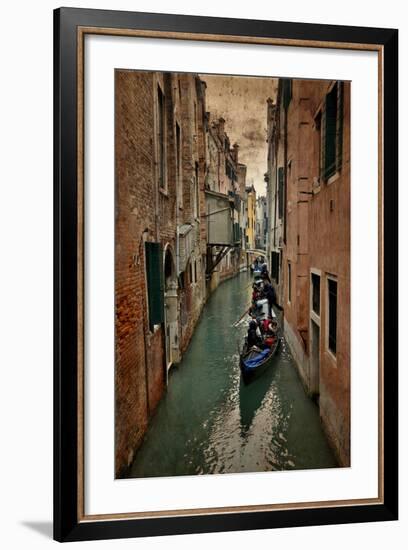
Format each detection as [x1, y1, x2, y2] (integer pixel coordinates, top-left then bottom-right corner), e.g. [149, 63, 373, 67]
[263, 282, 277, 317]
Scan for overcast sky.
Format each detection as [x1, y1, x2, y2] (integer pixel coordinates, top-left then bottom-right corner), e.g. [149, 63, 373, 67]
[200, 74, 278, 196]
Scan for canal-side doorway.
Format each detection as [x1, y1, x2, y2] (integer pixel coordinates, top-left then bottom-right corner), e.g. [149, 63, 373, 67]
[310, 319, 320, 399]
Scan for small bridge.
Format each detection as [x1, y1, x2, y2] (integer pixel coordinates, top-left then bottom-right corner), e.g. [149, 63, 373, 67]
[246, 249, 267, 259]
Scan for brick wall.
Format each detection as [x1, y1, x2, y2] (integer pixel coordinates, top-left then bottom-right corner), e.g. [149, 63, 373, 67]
[115, 71, 210, 476]
[281, 79, 350, 466]
[115, 70, 166, 477]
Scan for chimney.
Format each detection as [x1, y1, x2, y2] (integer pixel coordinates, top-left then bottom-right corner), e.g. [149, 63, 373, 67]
[232, 143, 239, 163]
[267, 97, 275, 119]
[218, 117, 225, 135]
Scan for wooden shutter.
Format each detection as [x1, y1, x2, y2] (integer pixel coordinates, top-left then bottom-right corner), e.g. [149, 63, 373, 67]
[335, 82, 344, 172]
[324, 84, 337, 179]
[145, 242, 165, 329]
[282, 78, 292, 110]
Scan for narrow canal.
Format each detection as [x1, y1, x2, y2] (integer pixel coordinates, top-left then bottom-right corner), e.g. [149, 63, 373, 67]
[128, 272, 337, 478]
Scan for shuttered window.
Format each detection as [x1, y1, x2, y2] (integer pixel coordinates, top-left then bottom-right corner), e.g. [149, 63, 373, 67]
[322, 82, 344, 181]
[145, 242, 165, 330]
[271, 251, 279, 284]
[157, 85, 166, 189]
[335, 82, 344, 173]
[278, 167, 284, 219]
[328, 278, 337, 355]
[324, 85, 337, 179]
[288, 262, 292, 303]
[282, 78, 292, 110]
[311, 273, 320, 315]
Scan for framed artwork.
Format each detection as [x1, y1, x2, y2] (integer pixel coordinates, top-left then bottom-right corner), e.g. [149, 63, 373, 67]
[54, 7, 398, 542]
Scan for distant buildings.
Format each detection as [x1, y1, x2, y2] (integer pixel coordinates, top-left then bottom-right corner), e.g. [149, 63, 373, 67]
[265, 78, 351, 466]
[245, 184, 256, 252]
[255, 195, 268, 250]
[115, 70, 250, 476]
[205, 117, 246, 287]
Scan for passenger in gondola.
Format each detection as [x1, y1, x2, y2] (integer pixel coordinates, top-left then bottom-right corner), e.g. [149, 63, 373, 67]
[261, 316, 274, 335]
[260, 317, 277, 348]
[252, 283, 261, 303]
[260, 262, 271, 283]
[247, 320, 263, 349]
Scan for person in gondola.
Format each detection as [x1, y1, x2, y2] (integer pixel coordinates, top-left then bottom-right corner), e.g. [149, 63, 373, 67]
[260, 262, 271, 283]
[260, 317, 277, 348]
[252, 282, 261, 303]
[247, 320, 263, 349]
[261, 316, 273, 335]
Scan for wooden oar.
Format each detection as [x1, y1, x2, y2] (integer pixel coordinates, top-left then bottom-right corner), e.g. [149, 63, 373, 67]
[233, 304, 251, 327]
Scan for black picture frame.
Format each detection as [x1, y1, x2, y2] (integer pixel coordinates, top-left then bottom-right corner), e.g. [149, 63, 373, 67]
[54, 7, 398, 542]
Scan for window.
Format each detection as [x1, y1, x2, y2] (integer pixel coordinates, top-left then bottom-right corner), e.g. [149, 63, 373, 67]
[327, 278, 337, 355]
[271, 251, 279, 284]
[282, 78, 292, 110]
[278, 167, 284, 219]
[176, 122, 182, 207]
[145, 242, 165, 330]
[189, 261, 194, 285]
[311, 273, 320, 315]
[288, 262, 292, 303]
[178, 78, 182, 101]
[157, 85, 166, 188]
[322, 82, 344, 181]
[194, 162, 199, 219]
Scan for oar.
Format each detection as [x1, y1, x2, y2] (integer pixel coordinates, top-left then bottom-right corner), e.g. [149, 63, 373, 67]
[233, 304, 251, 327]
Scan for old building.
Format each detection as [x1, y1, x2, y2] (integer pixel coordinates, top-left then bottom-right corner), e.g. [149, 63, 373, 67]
[115, 70, 208, 476]
[267, 78, 351, 466]
[245, 184, 257, 255]
[204, 116, 246, 288]
[255, 195, 268, 250]
[265, 89, 288, 306]
[237, 163, 248, 270]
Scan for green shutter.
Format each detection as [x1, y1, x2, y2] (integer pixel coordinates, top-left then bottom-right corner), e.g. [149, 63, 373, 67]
[233, 222, 240, 243]
[324, 84, 337, 180]
[278, 167, 284, 219]
[145, 242, 165, 329]
[336, 82, 344, 172]
[282, 78, 292, 110]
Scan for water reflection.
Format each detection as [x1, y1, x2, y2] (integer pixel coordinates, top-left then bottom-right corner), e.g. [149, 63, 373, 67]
[239, 356, 278, 436]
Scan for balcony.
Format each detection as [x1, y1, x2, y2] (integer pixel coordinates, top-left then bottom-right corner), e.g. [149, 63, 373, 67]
[205, 190, 234, 246]
[178, 224, 195, 273]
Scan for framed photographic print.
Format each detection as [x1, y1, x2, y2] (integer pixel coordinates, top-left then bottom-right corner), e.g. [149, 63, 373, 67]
[54, 7, 398, 542]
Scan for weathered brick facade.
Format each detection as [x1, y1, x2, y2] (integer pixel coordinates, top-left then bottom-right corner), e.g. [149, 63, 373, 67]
[115, 70, 209, 477]
[115, 70, 166, 476]
[205, 117, 247, 287]
[267, 78, 351, 466]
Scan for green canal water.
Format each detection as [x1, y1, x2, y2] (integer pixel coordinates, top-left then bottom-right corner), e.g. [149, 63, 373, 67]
[128, 272, 337, 478]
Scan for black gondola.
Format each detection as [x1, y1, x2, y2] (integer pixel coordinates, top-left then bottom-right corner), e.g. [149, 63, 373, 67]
[239, 324, 280, 384]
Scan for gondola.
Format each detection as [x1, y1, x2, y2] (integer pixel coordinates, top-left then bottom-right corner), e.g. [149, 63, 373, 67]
[239, 320, 280, 384]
